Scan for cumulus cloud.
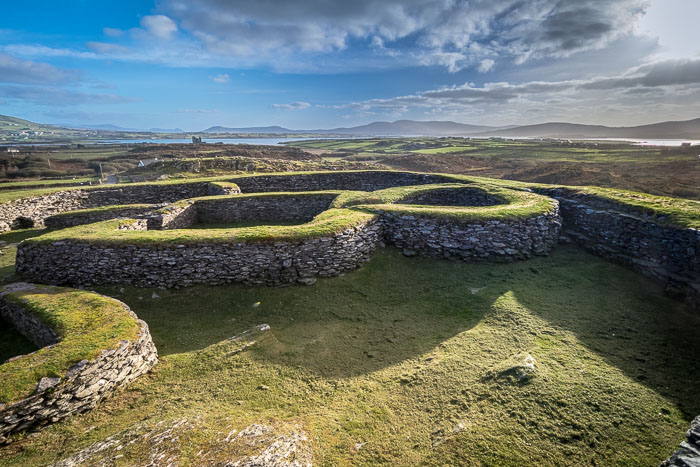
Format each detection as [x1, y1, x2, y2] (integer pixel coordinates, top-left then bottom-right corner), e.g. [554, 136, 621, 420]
[330, 56, 700, 122]
[211, 73, 230, 83]
[272, 101, 311, 110]
[0, 84, 138, 106]
[0, 53, 80, 84]
[140, 15, 178, 40]
[157, 0, 648, 71]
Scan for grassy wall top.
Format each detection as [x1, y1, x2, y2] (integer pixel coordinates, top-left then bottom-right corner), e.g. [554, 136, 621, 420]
[48, 203, 155, 219]
[27, 208, 377, 246]
[553, 186, 700, 229]
[1, 169, 696, 228]
[335, 183, 558, 222]
[0, 284, 140, 404]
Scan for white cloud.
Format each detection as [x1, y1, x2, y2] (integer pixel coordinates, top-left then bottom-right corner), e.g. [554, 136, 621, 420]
[478, 59, 495, 73]
[103, 27, 124, 37]
[0, 53, 80, 84]
[272, 101, 311, 110]
[140, 15, 178, 40]
[330, 56, 700, 124]
[211, 73, 230, 83]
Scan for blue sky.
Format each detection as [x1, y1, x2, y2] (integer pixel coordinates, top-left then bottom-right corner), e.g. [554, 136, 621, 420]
[1, 0, 699, 131]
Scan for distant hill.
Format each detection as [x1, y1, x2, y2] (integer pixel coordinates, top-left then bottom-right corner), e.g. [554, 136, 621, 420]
[481, 118, 700, 139]
[149, 127, 183, 133]
[203, 125, 298, 133]
[321, 120, 511, 136]
[58, 123, 143, 132]
[202, 120, 511, 136]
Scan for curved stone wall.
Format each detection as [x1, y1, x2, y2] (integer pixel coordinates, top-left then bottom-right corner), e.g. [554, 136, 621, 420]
[16, 217, 383, 288]
[231, 171, 455, 192]
[535, 187, 700, 309]
[0, 284, 158, 442]
[0, 181, 240, 230]
[395, 187, 504, 207]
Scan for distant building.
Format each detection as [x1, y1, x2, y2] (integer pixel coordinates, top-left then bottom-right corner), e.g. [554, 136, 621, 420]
[192, 136, 202, 144]
[137, 158, 161, 167]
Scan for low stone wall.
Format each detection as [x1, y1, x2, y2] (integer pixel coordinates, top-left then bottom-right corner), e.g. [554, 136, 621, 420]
[45, 205, 159, 229]
[662, 416, 700, 466]
[380, 208, 562, 262]
[396, 187, 503, 207]
[231, 171, 455, 193]
[0, 181, 232, 230]
[195, 194, 337, 224]
[0, 286, 158, 442]
[16, 218, 383, 288]
[535, 188, 700, 308]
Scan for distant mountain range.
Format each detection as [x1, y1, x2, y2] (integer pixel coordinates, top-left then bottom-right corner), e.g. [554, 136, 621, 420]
[481, 118, 700, 139]
[60, 123, 184, 133]
[202, 118, 700, 139]
[2, 114, 699, 141]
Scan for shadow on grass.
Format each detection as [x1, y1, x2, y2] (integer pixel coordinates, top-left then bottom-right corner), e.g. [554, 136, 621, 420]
[108, 248, 495, 378]
[508, 254, 700, 418]
[114, 245, 700, 415]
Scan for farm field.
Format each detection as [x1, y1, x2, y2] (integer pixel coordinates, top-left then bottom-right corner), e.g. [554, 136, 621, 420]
[287, 138, 700, 199]
[0, 224, 697, 465]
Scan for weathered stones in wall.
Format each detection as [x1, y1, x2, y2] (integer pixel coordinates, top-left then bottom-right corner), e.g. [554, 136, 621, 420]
[534, 187, 699, 309]
[15, 218, 383, 288]
[45, 205, 159, 229]
[231, 171, 455, 193]
[396, 187, 503, 207]
[0, 292, 158, 443]
[662, 416, 700, 467]
[195, 194, 337, 224]
[0, 182, 225, 229]
[0, 288, 57, 348]
[380, 208, 561, 262]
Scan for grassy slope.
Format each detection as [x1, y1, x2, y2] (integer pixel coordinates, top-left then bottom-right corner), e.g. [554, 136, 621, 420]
[0, 285, 140, 404]
[0, 246, 697, 465]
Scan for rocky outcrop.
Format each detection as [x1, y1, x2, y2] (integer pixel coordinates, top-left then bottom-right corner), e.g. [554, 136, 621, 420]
[0, 285, 158, 443]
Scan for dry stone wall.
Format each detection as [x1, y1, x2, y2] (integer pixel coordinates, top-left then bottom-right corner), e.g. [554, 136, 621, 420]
[0, 286, 158, 442]
[0, 182, 238, 230]
[45, 205, 160, 229]
[380, 208, 561, 262]
[662, 416, 700, 467]
[395, 187, 504, 207]
[195, 194, 337, 224]
[16, 218, 383, 288]
[535, 188, 700, 309]
[230, 171, 455, 192]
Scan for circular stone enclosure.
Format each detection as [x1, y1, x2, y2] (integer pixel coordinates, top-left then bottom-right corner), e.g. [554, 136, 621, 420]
[0, 283, 158, 442]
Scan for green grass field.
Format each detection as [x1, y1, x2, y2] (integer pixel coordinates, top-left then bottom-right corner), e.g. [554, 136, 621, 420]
[1, 237, 697, 465]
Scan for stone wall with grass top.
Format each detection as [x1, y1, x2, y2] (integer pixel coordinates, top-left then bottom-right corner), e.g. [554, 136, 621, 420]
[380, 208, 561, 262]
[230, 170, 455, 193]
[15, 216, 383, 288]
[44, 204, 160, 229]
[534, 187, 700, 309]
[0, 283, 157, 443]
[0, 181, 240, 231]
